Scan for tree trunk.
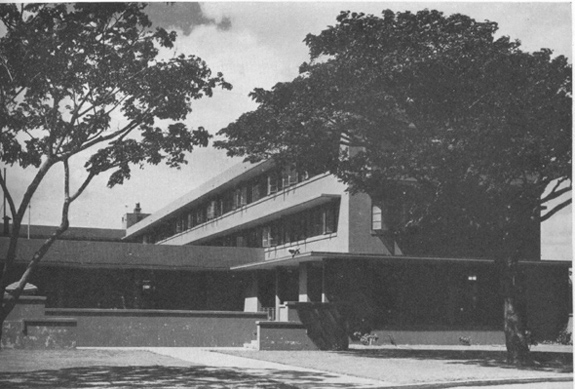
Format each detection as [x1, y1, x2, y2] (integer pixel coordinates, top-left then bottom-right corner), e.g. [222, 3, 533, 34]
[500, 255, 532, 365]
[0, 222, 70, 346]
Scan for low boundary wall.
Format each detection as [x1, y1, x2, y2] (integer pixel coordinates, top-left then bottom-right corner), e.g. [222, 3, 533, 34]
[2, 297, 267, 348]
[46, 308, 267, 347]
[371, 328, 505, 346]
[257, 321, 318, 350]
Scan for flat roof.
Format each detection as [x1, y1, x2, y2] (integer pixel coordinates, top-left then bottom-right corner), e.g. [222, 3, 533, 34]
[125, 160, 273, 239]
[0, 238, 264, 270]
[1, 224, 125, 241]
[230, 251, 573, 270]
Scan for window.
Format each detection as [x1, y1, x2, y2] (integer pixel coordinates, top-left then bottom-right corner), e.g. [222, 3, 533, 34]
[196, 207, 205, 224]
[239, 186, 248, 206]
[233, 189, 240, 209]
[309, 208, 323, 236]
[281, 165, 298, 188]
[372, 203, 383, 230]
[222, 192, 234, 213]
[236, 235, 247, 247]
[262, 226, 271, 248]
[187, 212, 193, 229]
[273, 224, 283, 246]
[296, 217, 307, 241]
[251, 180, 262, 202]
[206, 200, 217, 220]
[248, 229, 261, 248]
[215, 198, 223, 217]
[267, 172, 279, 194]
[324, 204, 338, 234]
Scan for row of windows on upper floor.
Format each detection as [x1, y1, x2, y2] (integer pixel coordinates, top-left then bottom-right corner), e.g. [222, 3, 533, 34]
[142, 165, 316, 244]
[200, 200, 340, 248]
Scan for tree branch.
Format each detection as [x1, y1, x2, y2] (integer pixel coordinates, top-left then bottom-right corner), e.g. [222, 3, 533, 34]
[15, 157, 54, 226]
[540, 184, 572, 204]
[540, 198, 572, 222]
[69, 170, 96, 203]
[0, 169, 17, 222]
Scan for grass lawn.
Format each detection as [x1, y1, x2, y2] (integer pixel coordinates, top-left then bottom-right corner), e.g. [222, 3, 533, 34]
[215, 347, 573, 385]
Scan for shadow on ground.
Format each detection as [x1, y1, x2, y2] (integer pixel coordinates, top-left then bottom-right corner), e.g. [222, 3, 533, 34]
[339, 348, 573, 373]
[0, 365, 354, 389]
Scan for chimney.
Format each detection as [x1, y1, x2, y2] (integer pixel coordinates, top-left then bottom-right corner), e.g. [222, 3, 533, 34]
[123, 203, 150, 230]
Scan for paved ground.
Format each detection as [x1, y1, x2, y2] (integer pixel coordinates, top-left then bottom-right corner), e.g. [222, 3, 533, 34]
[450, 383, 572, 389]
[143, 345, 573, 388]
[145, 347, 388, 388]
[0, 345, 571, 388]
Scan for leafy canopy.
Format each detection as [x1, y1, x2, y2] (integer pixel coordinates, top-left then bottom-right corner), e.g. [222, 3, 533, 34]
[0, 3, 231, 188]
[216, 9, 571, 257]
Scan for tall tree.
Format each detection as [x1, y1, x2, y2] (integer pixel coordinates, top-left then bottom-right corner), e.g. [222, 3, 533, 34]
[216, 10, 571, 364]
[0, 3, 231, 339]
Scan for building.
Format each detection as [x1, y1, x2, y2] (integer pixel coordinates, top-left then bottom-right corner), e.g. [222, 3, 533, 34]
[122, 160, 572, 345]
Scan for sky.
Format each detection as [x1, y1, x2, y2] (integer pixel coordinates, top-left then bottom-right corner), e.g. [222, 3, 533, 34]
[3, 2, 572, 258]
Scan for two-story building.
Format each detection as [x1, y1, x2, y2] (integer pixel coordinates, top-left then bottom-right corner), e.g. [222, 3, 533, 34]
[123, 159, 572, 344]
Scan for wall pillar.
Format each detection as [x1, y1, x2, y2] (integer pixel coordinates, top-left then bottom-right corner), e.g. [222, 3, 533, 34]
[275, 268, 281, 317]
[243, 272, 260, 312]
[299, 263, 310, 302]
[321, 261, 329, 303]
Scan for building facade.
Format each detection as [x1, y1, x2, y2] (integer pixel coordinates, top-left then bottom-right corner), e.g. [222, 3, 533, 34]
[123, 160, 572, 344]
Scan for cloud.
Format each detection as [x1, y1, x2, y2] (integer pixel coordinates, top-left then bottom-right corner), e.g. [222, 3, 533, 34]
[147, 3, 231, 36]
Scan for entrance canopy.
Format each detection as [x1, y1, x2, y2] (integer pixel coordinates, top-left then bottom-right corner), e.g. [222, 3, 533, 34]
[230, 251, 572, 271]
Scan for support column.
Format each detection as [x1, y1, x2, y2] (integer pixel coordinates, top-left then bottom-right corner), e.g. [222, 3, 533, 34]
[243, 272, 261, 312]
[299, 263, 310, 302]
[275, 268, 281, 319]
[321, 261, 329, 303]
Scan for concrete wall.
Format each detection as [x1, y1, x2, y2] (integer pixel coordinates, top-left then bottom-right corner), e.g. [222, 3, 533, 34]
[348, 192, 394, 255]
[46, 308, 267, 347]
[370, 329, 505, 345]
[3, 297, 268, 348]
[2, 296, 77, 349]
[257, 321, 318, 350]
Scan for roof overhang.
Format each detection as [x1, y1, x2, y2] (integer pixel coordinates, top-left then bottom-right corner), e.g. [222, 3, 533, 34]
[230, 251, 573, 271]
[125, 160, 273, 239]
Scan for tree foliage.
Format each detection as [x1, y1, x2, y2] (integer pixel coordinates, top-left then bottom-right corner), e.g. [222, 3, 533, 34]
[217, 9, 571, 258]
[0, 3, 230, 323]
[216, 9, 571, 364]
